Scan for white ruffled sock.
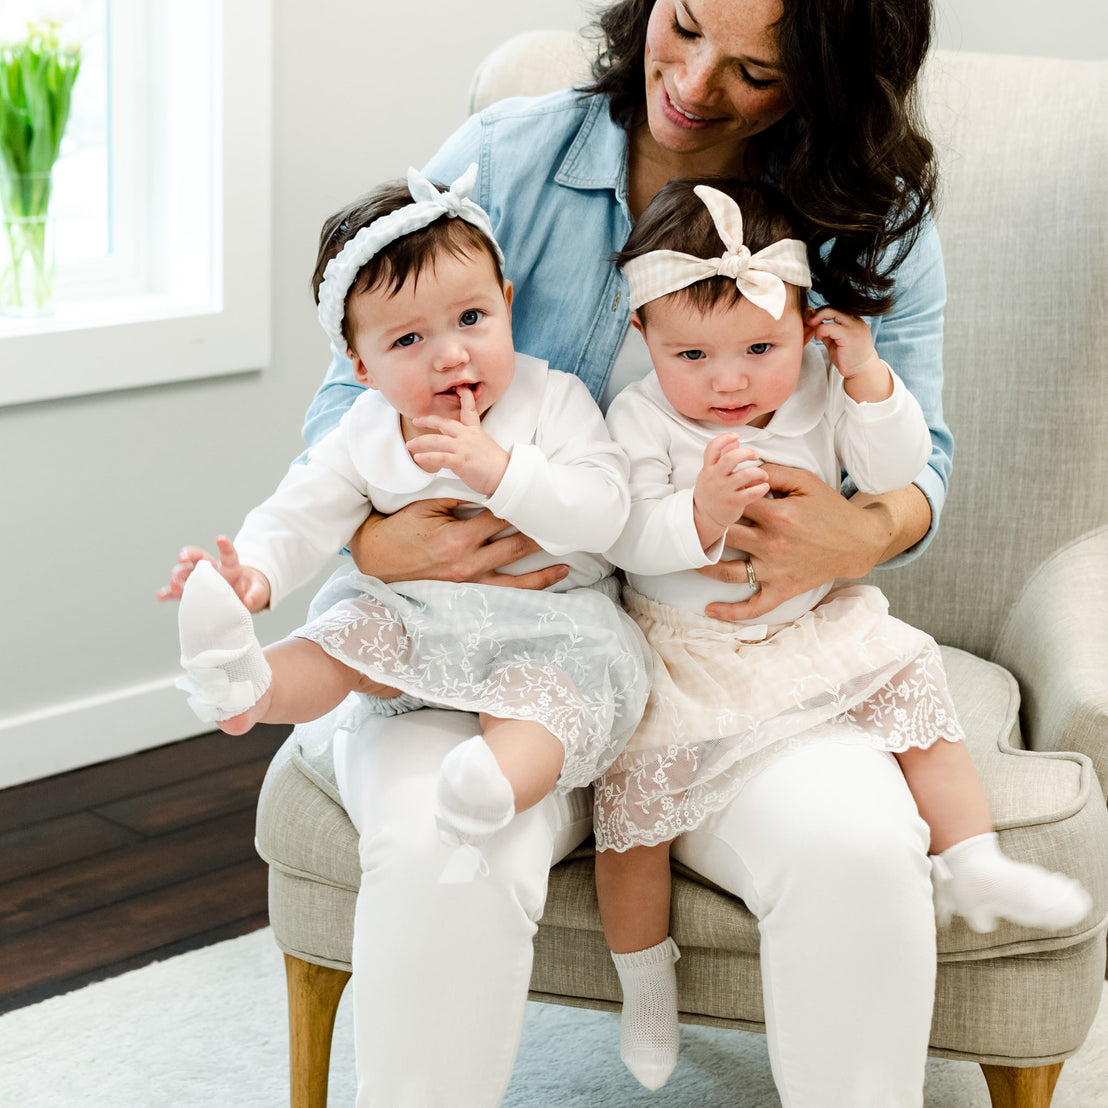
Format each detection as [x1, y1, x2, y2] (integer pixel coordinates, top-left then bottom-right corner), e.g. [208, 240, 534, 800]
[611, 936, 681, 1091]
[434, 735, 515, 882]
[932, 832, 1092, 933]
[177, 560, 271, 723]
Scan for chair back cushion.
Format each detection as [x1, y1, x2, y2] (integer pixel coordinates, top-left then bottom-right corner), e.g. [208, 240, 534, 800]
[879, 52, 1108, 656]
[470, 35, 1108, 657]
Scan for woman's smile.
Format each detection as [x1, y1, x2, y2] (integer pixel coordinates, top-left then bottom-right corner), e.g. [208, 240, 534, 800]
[660, 83, 715, 128]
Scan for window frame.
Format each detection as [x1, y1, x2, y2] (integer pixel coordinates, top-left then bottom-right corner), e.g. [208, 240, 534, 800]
[0, 0, 272, 407]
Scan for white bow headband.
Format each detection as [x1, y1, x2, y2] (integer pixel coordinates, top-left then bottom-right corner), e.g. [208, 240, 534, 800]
[316, 163, 504, 350]
[623, 185, 812, 320]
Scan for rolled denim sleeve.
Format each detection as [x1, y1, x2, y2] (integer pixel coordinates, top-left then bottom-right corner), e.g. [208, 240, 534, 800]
[839, 218, 952, 567]
[300, 346, 365, 453]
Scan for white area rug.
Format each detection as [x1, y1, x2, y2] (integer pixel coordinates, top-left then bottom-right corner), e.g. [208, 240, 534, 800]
[0, 928, 1104, 1106]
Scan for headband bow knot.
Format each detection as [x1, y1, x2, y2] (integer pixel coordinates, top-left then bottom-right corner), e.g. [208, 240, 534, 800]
[623, 184, 811, 319]
[316, 163, 503, 350]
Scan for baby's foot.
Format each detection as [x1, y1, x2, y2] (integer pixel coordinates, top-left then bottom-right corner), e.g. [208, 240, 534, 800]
[434, 735, 515, 883]
[932, 832, 1092, 933]
[177, 560, 272, 730]
[612, 937, 682, 1090]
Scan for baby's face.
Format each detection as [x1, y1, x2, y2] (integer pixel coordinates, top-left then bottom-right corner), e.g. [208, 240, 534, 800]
[346, 246, 515, 440]
[635, 291, 807, 428]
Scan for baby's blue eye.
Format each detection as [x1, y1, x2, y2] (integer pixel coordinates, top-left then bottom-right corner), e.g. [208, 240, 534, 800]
[394, 333, 418, 348]
[749, 342, 772, 355]
[460, 309, 483, 326]
[679, 349, 706, 361]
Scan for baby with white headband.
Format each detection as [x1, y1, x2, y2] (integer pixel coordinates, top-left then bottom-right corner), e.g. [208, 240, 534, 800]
[158, 165, 649, 882]
[591, 179, 1091, 1090]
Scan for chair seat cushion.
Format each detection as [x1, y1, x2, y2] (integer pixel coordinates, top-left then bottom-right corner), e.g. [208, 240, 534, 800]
[258, 645, 1104, 957]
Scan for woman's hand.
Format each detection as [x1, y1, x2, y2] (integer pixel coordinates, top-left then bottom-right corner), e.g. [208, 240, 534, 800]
[696, 464, 931, 621]
[157, 535, 273, 612]
[348, 498, 570, 589]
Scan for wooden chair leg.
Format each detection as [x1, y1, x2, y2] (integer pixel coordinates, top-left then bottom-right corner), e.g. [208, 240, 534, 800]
[980, 1062, 1064, 1108]
[285, 952, 352, 1108]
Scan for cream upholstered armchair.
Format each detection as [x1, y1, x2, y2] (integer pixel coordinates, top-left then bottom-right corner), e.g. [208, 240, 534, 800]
[255, 35, 1108, 1108]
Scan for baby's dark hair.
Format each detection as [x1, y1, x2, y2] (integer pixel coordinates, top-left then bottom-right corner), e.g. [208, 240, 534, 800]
[614, 179, 809, 320]
[311, 179, 504, 349]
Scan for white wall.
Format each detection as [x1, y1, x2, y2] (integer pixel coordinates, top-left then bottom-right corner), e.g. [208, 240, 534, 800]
[0, 0, 1102, 788]
[936, 0, 1104, 59]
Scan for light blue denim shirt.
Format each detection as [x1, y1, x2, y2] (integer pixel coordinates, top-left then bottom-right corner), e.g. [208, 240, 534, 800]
[302, 89, 953, 564]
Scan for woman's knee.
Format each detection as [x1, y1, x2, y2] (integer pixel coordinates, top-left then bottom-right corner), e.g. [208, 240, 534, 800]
[759, 742, 925, 835]
[678, 743, 932, 910]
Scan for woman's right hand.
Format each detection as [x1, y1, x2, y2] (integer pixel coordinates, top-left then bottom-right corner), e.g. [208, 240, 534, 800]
[349, 498, 569, 589]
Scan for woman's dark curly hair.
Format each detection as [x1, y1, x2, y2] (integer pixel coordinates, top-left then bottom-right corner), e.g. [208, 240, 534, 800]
[584, 0, 938, 316]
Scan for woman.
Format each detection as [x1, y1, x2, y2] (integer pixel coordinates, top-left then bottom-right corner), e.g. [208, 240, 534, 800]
[301, 2, 949, 1104]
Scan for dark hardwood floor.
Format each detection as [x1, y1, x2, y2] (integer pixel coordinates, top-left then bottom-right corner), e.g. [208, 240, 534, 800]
[0, 724, 290, 1014]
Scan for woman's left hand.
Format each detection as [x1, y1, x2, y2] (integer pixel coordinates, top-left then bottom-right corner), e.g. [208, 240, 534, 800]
[696, 463, 929, 621]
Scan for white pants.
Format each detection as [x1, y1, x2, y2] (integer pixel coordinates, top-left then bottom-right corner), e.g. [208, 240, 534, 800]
[334, 711, 935, 1108]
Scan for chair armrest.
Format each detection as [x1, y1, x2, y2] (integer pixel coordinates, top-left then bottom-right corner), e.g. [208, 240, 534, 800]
[993, 526, 1108, 798]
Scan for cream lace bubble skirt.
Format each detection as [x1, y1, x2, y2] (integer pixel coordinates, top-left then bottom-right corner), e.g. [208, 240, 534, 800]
[294, 568, 652, 790]
[593, 582, 964, 852]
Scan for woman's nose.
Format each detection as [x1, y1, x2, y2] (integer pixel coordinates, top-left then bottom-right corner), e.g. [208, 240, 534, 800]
[675, 45, 720, 104]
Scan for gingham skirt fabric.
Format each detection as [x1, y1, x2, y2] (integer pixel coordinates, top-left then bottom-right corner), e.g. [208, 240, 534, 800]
[593, 582, 964, 851]
[294, 567, 651, 791]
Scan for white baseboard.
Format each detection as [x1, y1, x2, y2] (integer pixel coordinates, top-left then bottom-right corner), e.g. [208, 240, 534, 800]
[0, 676, 210, 789]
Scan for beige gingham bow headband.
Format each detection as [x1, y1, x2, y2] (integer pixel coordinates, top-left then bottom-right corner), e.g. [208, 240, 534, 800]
[623, 185, 812, 320]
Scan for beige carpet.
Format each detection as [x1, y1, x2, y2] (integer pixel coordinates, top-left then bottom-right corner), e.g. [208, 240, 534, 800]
[0, 928, 1104, 1106]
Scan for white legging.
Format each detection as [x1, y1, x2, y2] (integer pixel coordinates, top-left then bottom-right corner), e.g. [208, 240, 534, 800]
[333, 708, 936, 1108]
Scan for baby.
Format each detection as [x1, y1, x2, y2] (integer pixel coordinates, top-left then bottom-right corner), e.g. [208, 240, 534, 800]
[160, 165, 649, 881]
[592, 178, 1092, 1089]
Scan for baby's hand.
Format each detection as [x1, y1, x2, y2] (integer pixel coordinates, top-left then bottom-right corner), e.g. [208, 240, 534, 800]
[157, 535, 272, 612]
[693, 433, 769, 551]
[405, 386, 510, 496]
[806, 308, 892, 403]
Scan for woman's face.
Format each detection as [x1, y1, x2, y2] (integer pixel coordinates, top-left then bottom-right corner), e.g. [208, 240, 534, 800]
[643, 0, 793, 160]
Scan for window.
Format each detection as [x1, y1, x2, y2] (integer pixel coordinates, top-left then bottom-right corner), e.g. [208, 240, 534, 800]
[52, 0, 110, 275]
[0, 0, 272, 407]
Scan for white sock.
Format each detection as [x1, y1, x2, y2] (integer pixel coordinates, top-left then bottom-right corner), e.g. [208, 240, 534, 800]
[176, 560, 271, 722]
[611, 937, 681, 1091]
[435, 734, 515, 846]
[933, 831, 1092, 933]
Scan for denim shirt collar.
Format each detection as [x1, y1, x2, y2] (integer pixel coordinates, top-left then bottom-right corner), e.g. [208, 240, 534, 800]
[554, 94, 630, 214]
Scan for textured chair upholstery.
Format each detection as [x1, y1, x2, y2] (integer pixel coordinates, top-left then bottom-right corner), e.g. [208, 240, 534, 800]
[256, 34, 1108, 1108]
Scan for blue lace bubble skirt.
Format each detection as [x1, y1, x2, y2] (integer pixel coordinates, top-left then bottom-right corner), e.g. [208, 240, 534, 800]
[295, 567, 652, 790]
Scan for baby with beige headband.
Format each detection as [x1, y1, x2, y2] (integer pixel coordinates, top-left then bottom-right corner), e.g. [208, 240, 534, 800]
[592, 178, 1092, 1092]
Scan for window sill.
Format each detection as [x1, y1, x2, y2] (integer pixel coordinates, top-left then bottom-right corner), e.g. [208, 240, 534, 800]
[0, 289, 271, 407]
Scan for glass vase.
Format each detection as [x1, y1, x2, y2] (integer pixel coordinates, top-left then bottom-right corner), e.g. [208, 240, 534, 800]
[0, 171, 57, 317]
